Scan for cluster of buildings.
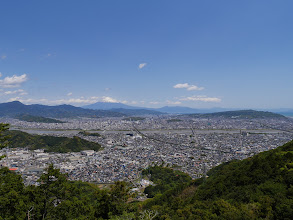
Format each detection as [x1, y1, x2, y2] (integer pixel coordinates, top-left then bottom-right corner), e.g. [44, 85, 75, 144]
[1, 116, 293, 185]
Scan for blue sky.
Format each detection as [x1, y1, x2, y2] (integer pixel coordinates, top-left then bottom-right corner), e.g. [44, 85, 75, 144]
[0, 0, 293, 109]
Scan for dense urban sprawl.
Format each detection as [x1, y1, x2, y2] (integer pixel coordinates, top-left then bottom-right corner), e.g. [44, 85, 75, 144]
[1, 116, 293, 186]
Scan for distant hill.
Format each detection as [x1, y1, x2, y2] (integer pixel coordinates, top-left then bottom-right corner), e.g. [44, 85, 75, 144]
[272, 109, 293, 117]
[187, 109, 287, 119]
[83, 102, 141, 110]
[156, 106, 232, 114]
[6, 130, 102, 153]
[156, 106, 201, 114]
[83, 102, 232, 114]
[0, 101, 125, 118]
[83, 102, 165, 115]
[110, 108, 165, 116]
[15, 114, 65, 123]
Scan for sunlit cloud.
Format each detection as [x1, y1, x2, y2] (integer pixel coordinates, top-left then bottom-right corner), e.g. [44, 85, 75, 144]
[180, 95, 221, 103]
[0, 74, 28, 88]
[4, 89, 27, 96]
[138, 63, 147, 69]
[173, 83, 204, 91]
[8, 95, 133, 106]
[102, 96, 119, 103]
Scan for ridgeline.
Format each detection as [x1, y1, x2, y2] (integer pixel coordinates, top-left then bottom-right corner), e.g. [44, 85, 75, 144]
[0, 101, 125, 118]
[187, 109, 287, 119]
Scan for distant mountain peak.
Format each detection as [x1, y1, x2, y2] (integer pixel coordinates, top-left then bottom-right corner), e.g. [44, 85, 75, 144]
[7, 101, 24, 105]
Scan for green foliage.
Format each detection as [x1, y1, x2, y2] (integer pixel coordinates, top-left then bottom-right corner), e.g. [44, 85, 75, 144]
[0, 123, 10, 149]
[142, 166, 192, 198]
[5, 130, 102, 153]
[0, 167, 27, 219]
[0, 165, 134, 219]
[142, 140, 293, 219]
[15, 114, 65, 123]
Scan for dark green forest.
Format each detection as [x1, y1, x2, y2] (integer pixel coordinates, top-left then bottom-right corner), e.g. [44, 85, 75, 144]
[5, 130, 102, 153]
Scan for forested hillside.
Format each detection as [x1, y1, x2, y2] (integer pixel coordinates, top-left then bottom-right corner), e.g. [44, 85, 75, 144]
[142, 140, 293, 219]
[5, 130, 102, 153]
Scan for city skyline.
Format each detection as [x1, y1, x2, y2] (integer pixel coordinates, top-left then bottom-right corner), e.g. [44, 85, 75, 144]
[1, 0, 293, 109]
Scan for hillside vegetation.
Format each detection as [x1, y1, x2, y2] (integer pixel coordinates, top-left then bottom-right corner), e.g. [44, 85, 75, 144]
[142, 165, 192, 198]
[15, 114, 65, 123]
[188, 110, 287, 119]
[142, 140, 293, 219]
[5, 130, 102, 153]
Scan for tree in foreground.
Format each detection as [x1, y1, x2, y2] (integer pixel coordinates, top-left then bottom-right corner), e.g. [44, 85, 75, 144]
[0, 123, 9, 149]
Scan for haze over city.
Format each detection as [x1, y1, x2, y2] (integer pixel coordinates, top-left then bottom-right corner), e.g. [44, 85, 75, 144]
[1, 0, 293, 109]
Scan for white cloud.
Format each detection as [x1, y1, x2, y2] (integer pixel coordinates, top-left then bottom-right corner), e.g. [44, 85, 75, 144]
[187, 85, 204, 91]
[173, 83, 204, 91]
[166, 100, 182, 105]
[102, 96, 119, 103]
[9, 97, 100, 105]
[65, 98, 97, 104]
[4, 89, 27, 96]
[0, 74, 28, 88]
[138, 63, 147, 69]
[173, 83, 189, 89]
[67, 92, 73, 96]
[1, 55, 7, 60]
[180, 95, 221, 103]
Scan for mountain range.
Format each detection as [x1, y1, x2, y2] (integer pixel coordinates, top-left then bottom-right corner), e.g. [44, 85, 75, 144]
[0, 101, 290, 119]
[84, 102, 293, 116]
[0, 101, 125, 118]
[84, 102, 231, 114]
